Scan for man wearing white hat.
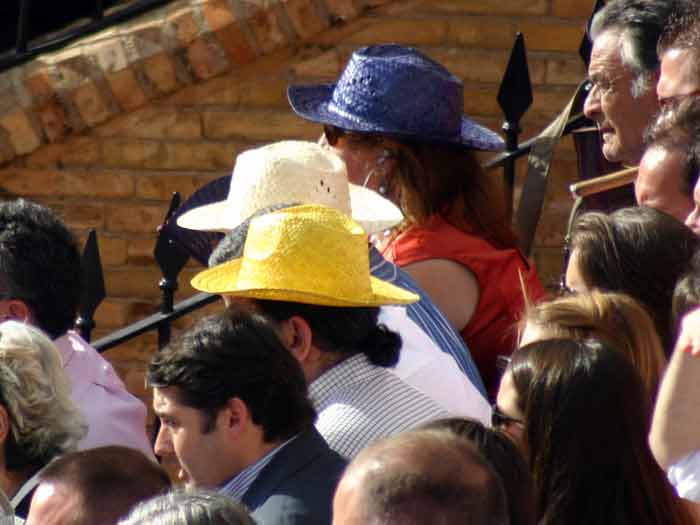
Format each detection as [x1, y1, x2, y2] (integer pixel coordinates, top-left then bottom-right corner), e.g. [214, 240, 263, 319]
[178, 141, 490, 424]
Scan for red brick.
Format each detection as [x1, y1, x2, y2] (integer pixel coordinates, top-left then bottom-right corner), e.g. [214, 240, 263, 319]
[519, 21, 585, 53]
[143, 53, 180, 95]
[168, 8, 202, 47]
[38, 101, 70, 143]
[105, 266, 165, 299]
[186, 37, 231, 80]
[447, 17, 515, 50]
[292, 49, 343, 79]
[25, 71, 55, 105]
[203, 109, 319, 140]
[135, 174, 213, 200]
[106, 204, 169, 233]
[160, 141, 240, 171]
[127, 238, 160, 265]
[425, 0, 547, 16]
[202, 0, 237, 32]
[73, 81, 113, 127]
[0, 169, 135, 198]
[97, 236, 129, 266]
[214, 23, 257, 66]
[246, 6, 290, 54]
[551, 0, 595, 18]
[324, 0, 360, 20]
[346, 18, 448, 45]
[0, 110, 42, 156]
[284, 0, 329, 39]
[24, 137, 100, 168]
[106, 68, 150, 111]
[102, 138, 165, 169]
[55, 203, 106, 230]
[545, 57, 586, 85]
[96, 107, 201, 140]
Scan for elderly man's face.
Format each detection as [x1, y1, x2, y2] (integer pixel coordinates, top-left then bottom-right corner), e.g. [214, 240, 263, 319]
[583, 31, 659, 165]
[658, 48, 700, 105]
[636, 145, 693, 222]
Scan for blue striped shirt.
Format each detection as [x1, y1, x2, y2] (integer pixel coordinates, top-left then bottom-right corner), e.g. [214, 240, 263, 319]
[369, 247, 487, 397]
[219, 437, 295, 501]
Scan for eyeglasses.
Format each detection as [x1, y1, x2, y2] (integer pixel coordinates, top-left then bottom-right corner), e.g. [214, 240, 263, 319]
[491, 404, 524, 428]
[323, 125, 385, 148]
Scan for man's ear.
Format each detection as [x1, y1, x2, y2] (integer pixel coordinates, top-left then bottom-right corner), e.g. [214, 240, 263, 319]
[282, 316, 313, 364]
[4, 300, 31, 324]
[220, 398, 249, 436]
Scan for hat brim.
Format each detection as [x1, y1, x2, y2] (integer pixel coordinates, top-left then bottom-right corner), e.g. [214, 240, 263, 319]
[176, 185, 402, 234]
[192, 258, 420, 307]
[288, 84, 505, 152]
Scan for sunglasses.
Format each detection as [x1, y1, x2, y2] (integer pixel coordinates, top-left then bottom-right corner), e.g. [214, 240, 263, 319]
[323, 125, 385, 148]
[491, 404, 524, 428]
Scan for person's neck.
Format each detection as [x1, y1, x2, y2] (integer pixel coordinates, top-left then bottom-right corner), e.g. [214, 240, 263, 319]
[306, 351, 349, 383]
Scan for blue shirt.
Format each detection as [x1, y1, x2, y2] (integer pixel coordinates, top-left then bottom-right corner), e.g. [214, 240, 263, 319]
[219, 437, 295, 501]
[369, 246, 487, 397]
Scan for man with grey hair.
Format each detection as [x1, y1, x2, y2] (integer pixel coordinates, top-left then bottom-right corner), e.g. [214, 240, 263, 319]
[583, 0, 679, 165]
[0, 321, 87, 521]
[119, 489, 254, 525]
[332, 430, 509, 525]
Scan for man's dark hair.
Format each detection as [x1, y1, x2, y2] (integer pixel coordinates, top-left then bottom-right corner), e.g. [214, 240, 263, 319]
[255, 300, 401, 368]
[590, 0, 680, 94]
[38, 446, 171, 525]
[644, 97, 700, 198]
[0, 199, 81, 338]
[357, 431, 509, 525]
[148, 307, 316, 442]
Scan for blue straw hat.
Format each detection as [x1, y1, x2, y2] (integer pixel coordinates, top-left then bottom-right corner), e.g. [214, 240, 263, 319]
[288, 44, 505, 151]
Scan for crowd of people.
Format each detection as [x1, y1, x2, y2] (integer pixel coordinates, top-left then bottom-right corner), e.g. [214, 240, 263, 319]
[3, 0, 700, 523]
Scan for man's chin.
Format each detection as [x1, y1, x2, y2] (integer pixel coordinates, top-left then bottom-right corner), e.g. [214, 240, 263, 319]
[601, 140, 624, 164]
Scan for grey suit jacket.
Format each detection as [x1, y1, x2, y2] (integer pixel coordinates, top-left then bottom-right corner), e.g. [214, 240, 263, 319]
[242, 427, 347, 525]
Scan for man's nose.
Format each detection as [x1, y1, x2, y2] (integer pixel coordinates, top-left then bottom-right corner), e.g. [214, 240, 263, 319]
[153, 425, 174, 457]
[583, 84, 602, 121]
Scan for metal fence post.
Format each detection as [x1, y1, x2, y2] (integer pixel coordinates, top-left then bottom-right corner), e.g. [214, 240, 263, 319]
[497, 33, 533, 222]
[154, 193, 190, 349]
[75, 230, 106, 342]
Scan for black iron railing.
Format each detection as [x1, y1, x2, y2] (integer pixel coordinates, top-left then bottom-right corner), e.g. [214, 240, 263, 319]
[71, 2, 616, 355]
[0, 0, 173, 71]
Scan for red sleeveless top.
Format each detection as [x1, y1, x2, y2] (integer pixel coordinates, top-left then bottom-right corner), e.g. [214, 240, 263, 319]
[385, 214, 546, 395]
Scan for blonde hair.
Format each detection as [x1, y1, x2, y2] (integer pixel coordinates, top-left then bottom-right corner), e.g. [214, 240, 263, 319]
[0, 321, 86, 469]
[519, 291, 666, 403]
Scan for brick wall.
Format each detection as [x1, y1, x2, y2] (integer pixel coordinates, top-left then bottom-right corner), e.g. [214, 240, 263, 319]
[0, 0, 593, 410]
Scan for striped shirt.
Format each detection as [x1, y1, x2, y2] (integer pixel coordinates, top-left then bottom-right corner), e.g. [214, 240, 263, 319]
[219, 437, 295, 501]
[369, 246, 487, 397]
[310, 354, 449, 458]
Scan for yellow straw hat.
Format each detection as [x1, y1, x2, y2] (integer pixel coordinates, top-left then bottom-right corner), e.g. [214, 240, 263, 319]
[191, 204, 419, 307]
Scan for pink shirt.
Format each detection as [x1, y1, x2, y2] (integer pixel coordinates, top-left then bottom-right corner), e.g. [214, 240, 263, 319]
[54, 331, 154, 458]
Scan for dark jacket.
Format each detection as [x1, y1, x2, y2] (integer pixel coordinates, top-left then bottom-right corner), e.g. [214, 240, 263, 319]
[242, 427, 347, 525]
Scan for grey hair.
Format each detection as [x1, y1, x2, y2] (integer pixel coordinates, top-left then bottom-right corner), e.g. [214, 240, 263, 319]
[118, 489, 255, 525]
[0, 321, 86, 468]
[589, 0, 679, 97]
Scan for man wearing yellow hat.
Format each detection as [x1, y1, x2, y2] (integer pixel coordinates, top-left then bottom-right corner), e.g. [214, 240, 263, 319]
[178, 141, 491, 423]
[193, 204, 450, 458]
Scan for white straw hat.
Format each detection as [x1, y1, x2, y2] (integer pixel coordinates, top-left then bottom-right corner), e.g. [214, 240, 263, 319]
[176, 141, 403, 235]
